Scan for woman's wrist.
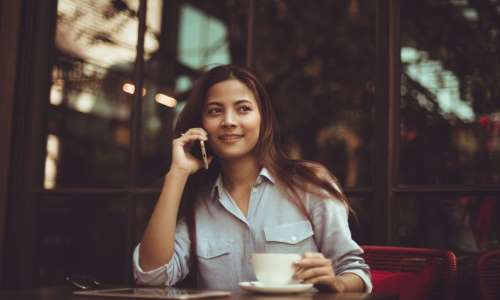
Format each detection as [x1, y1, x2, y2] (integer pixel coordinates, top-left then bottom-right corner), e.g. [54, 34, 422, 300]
[329, 276, 346, 293]
[328, 273, 365, 293]
[167, 166, 192, 178]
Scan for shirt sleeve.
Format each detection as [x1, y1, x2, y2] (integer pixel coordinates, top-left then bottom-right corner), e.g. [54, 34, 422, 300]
[308, 195, 373, 293]
[132, 219, 191, 286]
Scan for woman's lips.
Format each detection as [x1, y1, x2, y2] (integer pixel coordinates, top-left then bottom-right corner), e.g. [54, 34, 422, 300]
[218, 134, 244, 143]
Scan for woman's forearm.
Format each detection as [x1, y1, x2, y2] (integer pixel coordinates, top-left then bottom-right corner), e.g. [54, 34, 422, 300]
[335, 273, 366, 292]
[138, 168, 190, 271]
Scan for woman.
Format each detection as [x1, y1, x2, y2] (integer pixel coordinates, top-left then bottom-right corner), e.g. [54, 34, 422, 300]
[133, 65, 372, 292]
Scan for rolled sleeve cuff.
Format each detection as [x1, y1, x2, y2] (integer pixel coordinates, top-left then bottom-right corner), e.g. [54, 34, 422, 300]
[339, 269, 372, 293]
[133, 244, 175, 286]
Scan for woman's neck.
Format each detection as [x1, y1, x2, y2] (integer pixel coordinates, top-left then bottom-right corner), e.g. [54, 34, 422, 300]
[220, 156, 261, 192]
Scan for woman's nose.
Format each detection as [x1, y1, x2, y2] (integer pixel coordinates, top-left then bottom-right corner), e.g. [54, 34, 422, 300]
[221, 112, 237, 128]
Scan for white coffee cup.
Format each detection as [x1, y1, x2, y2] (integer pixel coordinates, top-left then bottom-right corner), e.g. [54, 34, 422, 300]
[251, 253, 302, 286]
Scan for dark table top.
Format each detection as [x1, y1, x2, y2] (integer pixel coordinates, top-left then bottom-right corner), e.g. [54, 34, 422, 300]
[0, 287, 397, 300]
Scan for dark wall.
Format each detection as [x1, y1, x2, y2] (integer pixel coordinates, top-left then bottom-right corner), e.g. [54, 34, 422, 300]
[0, 0, 22, 288]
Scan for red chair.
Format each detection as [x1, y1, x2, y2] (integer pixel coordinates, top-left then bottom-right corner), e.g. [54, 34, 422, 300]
[477, 250, 500, 300]
[362, 246, 457, 300]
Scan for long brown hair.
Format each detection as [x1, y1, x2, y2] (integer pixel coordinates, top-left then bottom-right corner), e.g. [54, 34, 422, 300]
[174, 64, 350, 220]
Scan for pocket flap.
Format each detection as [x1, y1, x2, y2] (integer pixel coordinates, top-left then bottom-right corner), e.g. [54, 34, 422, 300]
[196, 239, 231, 259]
[264, 220, 314, 244]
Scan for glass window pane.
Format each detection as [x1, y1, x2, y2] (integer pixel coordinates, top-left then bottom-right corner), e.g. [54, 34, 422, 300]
[396, 195, 499, 252]
[44, 0, 143, 188]
[400, 1, 500, 184]
[136, 0, 247, 186]
[347, 195, 372, 245]
[135, 196, 157, 245]
[253, 0, 376, 188]
[177, 3, 230, 68]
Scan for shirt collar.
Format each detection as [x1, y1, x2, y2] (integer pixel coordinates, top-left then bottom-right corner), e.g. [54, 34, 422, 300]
[257, 167, 275, 185]
[210, 167, 275, 200]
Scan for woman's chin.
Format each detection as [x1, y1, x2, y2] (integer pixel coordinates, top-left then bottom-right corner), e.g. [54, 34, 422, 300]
[214, 150, 254, 161]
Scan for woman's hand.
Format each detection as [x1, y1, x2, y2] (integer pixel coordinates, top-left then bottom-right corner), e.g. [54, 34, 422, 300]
[170, 128, 213, 175]
[294, 252, 346, 292]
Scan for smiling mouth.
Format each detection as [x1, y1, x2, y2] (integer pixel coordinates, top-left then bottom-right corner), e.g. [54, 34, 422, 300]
[219, 134, 244, 143]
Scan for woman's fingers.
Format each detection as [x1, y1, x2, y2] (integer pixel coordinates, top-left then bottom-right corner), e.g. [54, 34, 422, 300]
[294, 253, 334, 283]
[303, 275, 333, 285]
[295, 265, 332, 281]
[178, 132, 207, 144]
[295, 256, 331, 269]
[174, 129, 208, 151]
[294, 252, 346, 292]
[170, 128, 210, 174]
[179, 128, 208, 139]
[302, 252, 324, 259]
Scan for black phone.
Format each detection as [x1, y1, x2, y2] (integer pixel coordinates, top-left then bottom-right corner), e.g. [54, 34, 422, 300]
[191, 140, 212, 169]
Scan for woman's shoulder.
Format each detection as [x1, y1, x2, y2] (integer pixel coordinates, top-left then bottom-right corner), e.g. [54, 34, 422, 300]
[299, 189, 347, 221]
[303, 188, 347, 210]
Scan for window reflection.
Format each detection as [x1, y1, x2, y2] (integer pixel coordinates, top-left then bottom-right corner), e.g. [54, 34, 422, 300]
[348, 196, 371, 244]
[55, 0, 157, 67]
[178, 3, 230, 68]
[44, 0, 146, 188]
[136, 0, 246, 186]
[254, 0, 375, 188]
[44, 135, 60, 189]
[400, 0, 500, 184]
[397, 195, 499, 253]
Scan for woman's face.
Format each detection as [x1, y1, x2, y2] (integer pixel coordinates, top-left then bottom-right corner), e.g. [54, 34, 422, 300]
[202, 79, 262, 161]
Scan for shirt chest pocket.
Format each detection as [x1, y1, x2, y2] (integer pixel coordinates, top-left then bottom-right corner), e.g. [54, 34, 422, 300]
[196, 239, 236, 282]
[263, 220, 316, 253]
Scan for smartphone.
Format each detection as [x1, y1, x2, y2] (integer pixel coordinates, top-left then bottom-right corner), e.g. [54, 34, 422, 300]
[191, 140, 211, 169]
[199, 140, 209, 169]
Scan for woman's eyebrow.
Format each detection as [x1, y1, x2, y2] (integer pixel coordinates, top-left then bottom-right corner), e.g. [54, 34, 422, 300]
[205, 99, 253, 106]
[234, 99, 253, 105]
[205, 101, 223, 106]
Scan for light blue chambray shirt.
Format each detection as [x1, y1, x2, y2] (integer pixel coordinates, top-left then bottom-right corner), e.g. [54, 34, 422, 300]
[133, 168, 372, 292]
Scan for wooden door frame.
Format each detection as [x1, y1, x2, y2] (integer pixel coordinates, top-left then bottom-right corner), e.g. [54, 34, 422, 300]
[1, 0, 57, 288]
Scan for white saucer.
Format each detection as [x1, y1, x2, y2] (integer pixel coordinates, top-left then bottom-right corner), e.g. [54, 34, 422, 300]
[238, 281, 314, 294]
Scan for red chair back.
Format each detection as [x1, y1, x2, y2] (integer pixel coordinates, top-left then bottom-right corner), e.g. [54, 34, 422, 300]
[477, 250, 500, 300]
[362, 246, 457, 300]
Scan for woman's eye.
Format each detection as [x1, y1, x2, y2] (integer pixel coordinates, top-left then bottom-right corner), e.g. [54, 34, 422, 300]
[238, 105, 252, 113]
[207, 107, 222, 114]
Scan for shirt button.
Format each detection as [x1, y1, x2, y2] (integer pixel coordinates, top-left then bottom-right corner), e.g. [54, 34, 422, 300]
[291, 235, 297, 242]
